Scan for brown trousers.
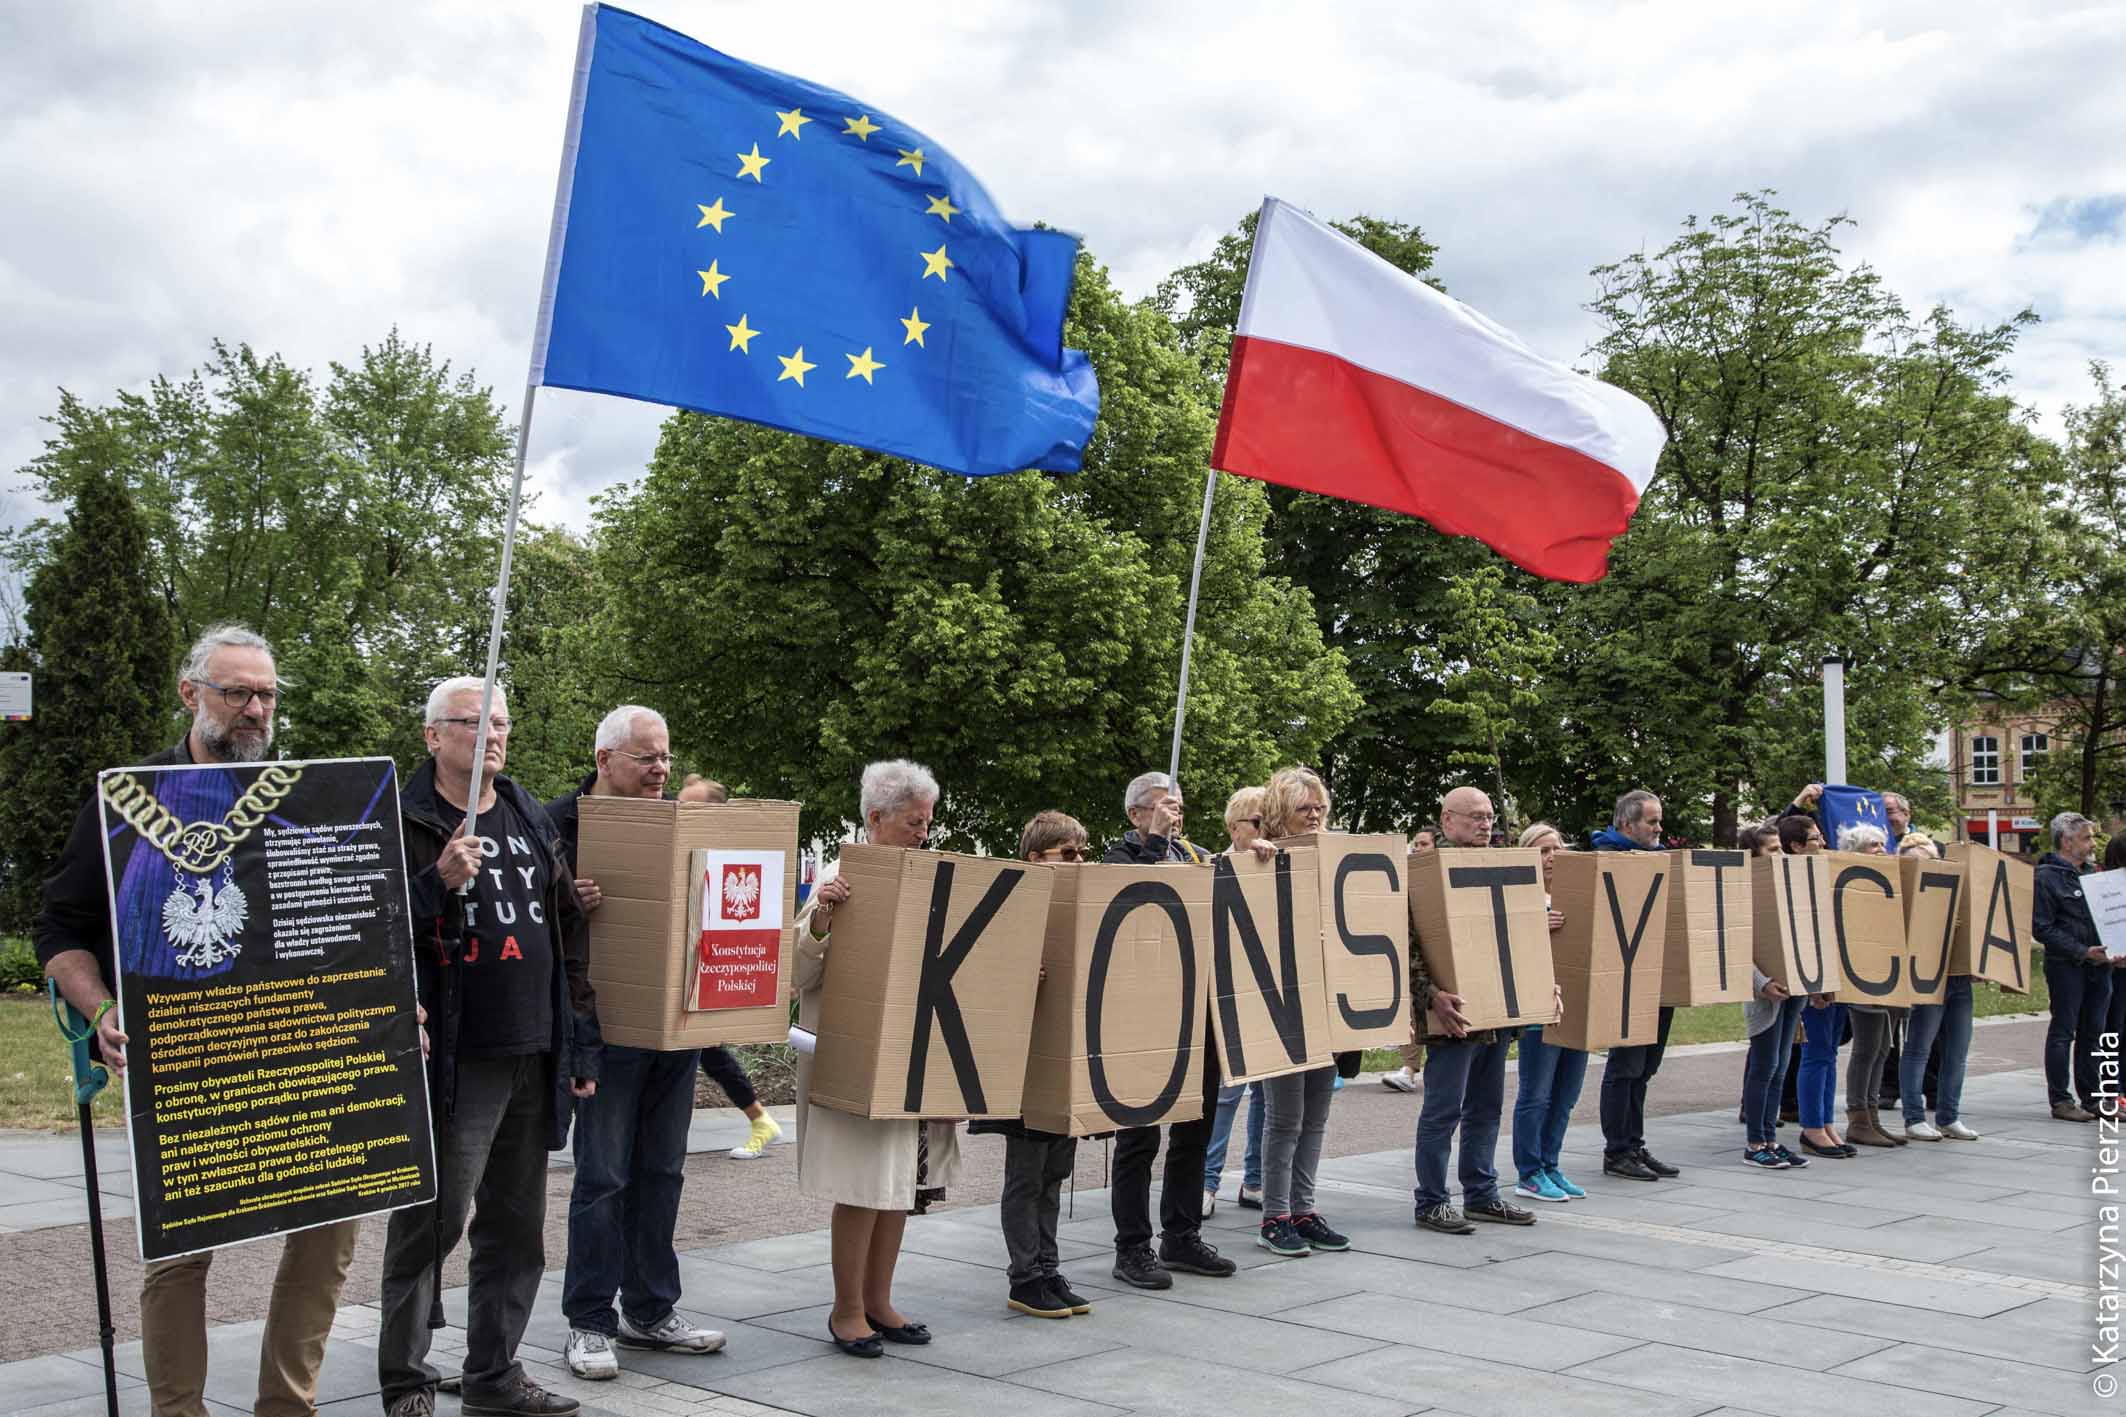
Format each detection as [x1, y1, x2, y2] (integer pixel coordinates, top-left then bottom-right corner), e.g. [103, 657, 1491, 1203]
[141, 1218, 360, 1417]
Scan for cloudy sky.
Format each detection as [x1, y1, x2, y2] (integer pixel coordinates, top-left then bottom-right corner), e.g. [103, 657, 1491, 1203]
[4, 1, 2123, 544]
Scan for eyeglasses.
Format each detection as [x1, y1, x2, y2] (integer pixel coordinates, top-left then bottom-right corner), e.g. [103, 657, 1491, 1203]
[1232, 816, 1264, 830]
[195, 679, 279, 709]
[612, 750, 674, 768]
[1042, 845, 1088, 862]
[439, 716, 512, 734]
[1448, 808, 1497, 824]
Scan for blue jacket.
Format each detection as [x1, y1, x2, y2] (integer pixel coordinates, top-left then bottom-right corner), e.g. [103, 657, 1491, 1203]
[1589, 827, 1648, 852]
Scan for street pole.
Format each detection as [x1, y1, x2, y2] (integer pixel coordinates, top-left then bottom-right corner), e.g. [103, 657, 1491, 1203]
[1823, 656, 1846, 786]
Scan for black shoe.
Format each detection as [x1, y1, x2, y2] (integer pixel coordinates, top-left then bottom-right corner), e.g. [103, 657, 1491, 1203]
[1112, 1244, 1173, 1290]
[1159, 1232, 1238, 1276]
[462, 1376, 581, 1416]
[865, 1312, 931, 1345]
[1257, 1215, 1311, 1256]
[1635, 1149, 1680, 1178]
[1465, 1197, 1537, 1226]
[1050, 1275, 1093, 1314]
[826, 1319, 883, 1358]
[1799, 1135, 1850, 1158]
[1603, 1152, 1660, 1181]
[1007, 1280, 1073, 1319]
[1415, 1203, 1476, 1235]
[1290, 1212, 1349, 1251]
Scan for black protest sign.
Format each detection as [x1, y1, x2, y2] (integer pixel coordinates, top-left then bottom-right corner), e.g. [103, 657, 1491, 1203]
[1208, 848, 1332, 1083]
[96, 757, 433, 1261]
[1278, 832, 1411, 1052]
[808, 845, 1054, 1120]
[1947, 844, 2034, 994]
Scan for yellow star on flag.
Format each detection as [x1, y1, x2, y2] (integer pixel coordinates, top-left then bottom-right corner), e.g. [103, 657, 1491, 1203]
[774, 106, 811, 138]
[920, 243, 954, 282]
[725, 314, 759, 352]
[845, 347, 885, 384]
[777, 346, 815, 387]
[843, 113, 880, 141]
[696, 261, 730, 298]
[896, 146, 926, 176]
[695, 197, 733, 232]
[736, 144, 771, 181]
[900, 307, 930, 347]
[925, 193, 960, 223]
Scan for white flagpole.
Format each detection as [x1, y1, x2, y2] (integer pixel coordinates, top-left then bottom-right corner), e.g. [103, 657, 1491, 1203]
[459, 384, 538, 837]
[1167, 468, 1218, 787]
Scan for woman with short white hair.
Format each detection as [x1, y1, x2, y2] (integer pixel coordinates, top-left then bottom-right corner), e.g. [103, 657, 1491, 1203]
[794, 759, 960, 1357]
[1835, 822, 1903, 1147]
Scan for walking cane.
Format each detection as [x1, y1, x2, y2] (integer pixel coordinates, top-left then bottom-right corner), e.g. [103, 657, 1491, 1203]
[49, 980, 120, 1417]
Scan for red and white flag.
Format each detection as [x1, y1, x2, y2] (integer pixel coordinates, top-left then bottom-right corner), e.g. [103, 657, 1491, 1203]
[1211, 198, 1666, 583]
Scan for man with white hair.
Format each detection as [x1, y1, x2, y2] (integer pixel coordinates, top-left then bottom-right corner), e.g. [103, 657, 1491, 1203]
[2037, 810, 2115, 1122]
[545, 706, 728, 1379]
[378, 676, 601, 1417]
[37, 624, 364, 1417]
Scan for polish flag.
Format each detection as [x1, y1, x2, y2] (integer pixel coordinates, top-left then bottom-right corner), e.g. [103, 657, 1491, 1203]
[1211, 198, 1666, 583]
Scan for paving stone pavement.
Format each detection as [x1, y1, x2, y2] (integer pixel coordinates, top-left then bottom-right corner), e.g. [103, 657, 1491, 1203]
[3, 1063, 2111, 1417]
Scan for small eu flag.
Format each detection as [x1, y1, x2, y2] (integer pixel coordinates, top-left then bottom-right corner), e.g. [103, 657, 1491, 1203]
[1819, 785, 1891, 850]
[530, 5, 1101, 476]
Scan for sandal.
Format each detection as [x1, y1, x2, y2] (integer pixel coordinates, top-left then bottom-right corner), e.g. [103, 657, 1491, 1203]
[865, 1313, 932, 1345]
[826, 1319, 883, 1358]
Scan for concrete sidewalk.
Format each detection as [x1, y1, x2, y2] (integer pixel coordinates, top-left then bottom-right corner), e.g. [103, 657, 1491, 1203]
[6, 1065, 2104, 1417]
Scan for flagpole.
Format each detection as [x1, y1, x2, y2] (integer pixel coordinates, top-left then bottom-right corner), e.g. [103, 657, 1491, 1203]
[1167, 467, 1219, 787]
[460, 382, 538, 839]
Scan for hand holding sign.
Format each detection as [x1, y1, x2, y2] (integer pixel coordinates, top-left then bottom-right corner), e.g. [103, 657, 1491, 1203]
[1429, 989, 1471, 1038]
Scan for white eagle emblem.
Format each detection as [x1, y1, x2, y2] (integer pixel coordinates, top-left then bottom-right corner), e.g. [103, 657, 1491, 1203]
[163, 871, 249, 969]
[721, 865, 762, 921]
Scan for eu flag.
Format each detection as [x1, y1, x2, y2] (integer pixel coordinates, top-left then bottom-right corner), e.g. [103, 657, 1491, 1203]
[530, 5, 1101, 476]
[1820, 785, 1891, 851]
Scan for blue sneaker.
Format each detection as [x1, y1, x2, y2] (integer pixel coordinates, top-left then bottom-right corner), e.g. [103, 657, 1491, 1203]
[1514, 1171, 1569, 1203]
[1544, 1167, 1585, 1199]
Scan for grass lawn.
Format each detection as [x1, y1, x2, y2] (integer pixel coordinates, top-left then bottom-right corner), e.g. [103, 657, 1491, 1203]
[0, 993, 126, 1131]
[1358, 949, 2052, 1073]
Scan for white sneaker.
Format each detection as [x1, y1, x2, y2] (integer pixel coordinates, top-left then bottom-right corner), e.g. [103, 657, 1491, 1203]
[617, 1310, 726, 1353]
[1941, 1121, 1981, 1141]
[1203, 1187, 1218, 1217]
[1237, 1183, 1264, 1210]
[1381, 1067, 1419, 1093]
[1904, 1121, 1943, 1141]
[566, 1328, 619, 1380]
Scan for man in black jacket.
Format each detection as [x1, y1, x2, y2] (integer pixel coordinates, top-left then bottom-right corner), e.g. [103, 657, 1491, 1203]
[2036, 811, 2116, 1122]
[377, 677, 600, 1417]
[37, 624, 363, 1417]
[1593, 789, 1682, 1181]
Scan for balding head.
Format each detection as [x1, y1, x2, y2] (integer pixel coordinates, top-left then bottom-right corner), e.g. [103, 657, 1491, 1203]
[1439, 786, 1495, 847]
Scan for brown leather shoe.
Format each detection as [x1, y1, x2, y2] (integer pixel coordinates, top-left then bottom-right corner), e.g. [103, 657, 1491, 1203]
[1845, 1109, 1899, 1148]
[2054, 1100, 2097, 1123]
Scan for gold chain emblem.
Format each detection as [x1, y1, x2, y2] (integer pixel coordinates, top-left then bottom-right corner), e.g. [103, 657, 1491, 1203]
[99, 764, 305, 875]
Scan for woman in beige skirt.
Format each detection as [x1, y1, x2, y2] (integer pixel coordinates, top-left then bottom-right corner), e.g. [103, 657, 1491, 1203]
[796, 758, 961, 1357]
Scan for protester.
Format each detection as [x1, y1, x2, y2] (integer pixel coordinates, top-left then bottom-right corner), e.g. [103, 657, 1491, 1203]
[1882, 792, 1912, 843]
[1740, 820, 1810, 1170]
[1104, 768, 1213, 865]
[1776, 814, 1824, 854]
[1898, 831, 1979, 1141]
[1385, 819, 1443, 1095]
[795, 759, 960, 1356]
[1253, 768, 1350, 1256]
[1411, 828, 1437, 852]
[1205, 787, 1268, 1214]
[380, 676, 600, 1417]
[1744, 820, 1783, 854]
[2037, 811, 2113, 1123]
[1835, 823, 1905, 1149]
[36, 625, 366, 1417]
[967, 811, 1094, 1320]
[544, 706, 725, 1380]
[1411, 787, 1539, 1234]
[2107, 835, 2126, 1055]
[677, 773, 729, 803]
[1510, 822, 1587, 1202]
[1592, 790, 1681, 1181]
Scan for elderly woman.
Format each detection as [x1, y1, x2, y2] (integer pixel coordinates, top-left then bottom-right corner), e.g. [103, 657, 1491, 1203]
[1834, 824, 1905, 1148]
[1253, 767, 1349, 1257]
[1510, 823, 1586, 1202]
[796, 759, 961, 1358]
[1205, 787, 1269, 1216]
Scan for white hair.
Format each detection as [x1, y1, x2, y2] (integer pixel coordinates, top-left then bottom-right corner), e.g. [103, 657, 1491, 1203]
[1613, 789, 1659, 832]
[2053, 811, 2095, 843]
[425, 675, 505, 726]
[1124, 770, 1175, 816]
[595, 704, 666, 753]
[860, 758, 939, 821]
[177, 623, 273, 690]
[1837, 822, 1888, 852]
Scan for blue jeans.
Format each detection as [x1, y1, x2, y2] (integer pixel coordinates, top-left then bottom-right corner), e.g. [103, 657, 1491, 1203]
[1511, 1027, 1587, 1179]
[1742, 997, 1804, 1144]
[2046, 956, 2114, 1108]
[1902, 977, 1972, 1126]
[1798, 1001, 1847, 1129]
[561, 1045, 699, 1334]
[1204, 1080, 1264, 1190]
[1414, 1036, 1509, 1211]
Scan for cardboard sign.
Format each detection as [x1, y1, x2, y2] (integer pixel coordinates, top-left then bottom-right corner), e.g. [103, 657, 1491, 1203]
[1752, 853, 1840, 996]
[1406, 847, 1555, 1036]
[1279, 832, 1412, 1052]
[1661, 849, 1753, 1007]
[2084, 867, 2126, 960]
[1545, 850, 1668, 1050]
[1207, 848, 1331, 1083]
[1821, 850, 1906, 1006]
[1945, 843, 2034, 994]
[579, 796, 800, 1048]
[809, 845, 1054, 1120]
[1021, 864, 1216, 1137]
[688, 848, 784, 1010]
[1899, 855, 1963, 1003]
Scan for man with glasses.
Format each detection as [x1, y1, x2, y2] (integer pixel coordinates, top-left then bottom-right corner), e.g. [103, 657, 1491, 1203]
[379, 677, 601, 1417]
[37, 623, 364, 1417]
[543, 706, 727, 1380]
[1591, 788, 1682, 1181]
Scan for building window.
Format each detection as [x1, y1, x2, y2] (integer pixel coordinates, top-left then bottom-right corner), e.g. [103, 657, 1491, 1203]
[1971, 735, 2000, 785]
[2020, 733, 2048, 776]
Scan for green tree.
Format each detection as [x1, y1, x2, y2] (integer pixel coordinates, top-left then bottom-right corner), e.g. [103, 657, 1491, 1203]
[491, 527, 621, 801]
[0, 473, 174, 930]
[594, 249, 1358, 850]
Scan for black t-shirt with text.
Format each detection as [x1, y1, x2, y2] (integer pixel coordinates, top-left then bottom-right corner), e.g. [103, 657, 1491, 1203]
[455, 796, 555, 1057]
